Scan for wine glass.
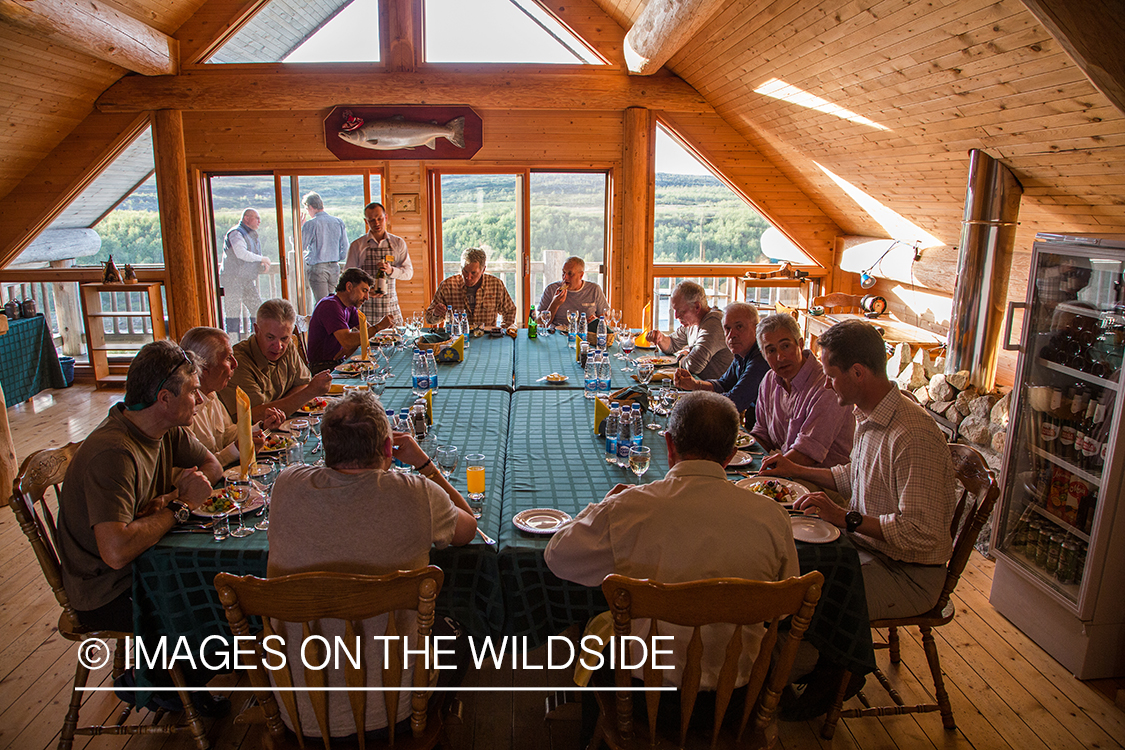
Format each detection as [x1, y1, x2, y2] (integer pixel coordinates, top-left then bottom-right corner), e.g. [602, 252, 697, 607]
[288, 418, 310, 464]
[223, 468, 255, 538]
[637, 361, 654, 386]
[366, 370, 386, 396]
[658, 388, 677, 436]
[629, 446, 651, 484]
[251, 459, 277, 531]
[619, 329, 635, 367]
[437, 445, 459, 479]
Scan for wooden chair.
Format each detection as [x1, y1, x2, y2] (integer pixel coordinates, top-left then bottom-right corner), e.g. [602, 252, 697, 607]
[590, 571, 824, 750]
[295, 314, 312, 367]
[214, 567, 449, 749]
[8, 443, 210, 750]
[810, 292, 862, 314]
[819, 443, 1000, 738]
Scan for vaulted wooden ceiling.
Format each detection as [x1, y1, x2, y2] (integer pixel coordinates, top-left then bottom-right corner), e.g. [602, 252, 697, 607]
[2, 0, 1123, 307]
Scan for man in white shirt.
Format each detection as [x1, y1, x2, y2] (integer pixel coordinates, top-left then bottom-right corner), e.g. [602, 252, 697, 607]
[221, 208, 271, 341]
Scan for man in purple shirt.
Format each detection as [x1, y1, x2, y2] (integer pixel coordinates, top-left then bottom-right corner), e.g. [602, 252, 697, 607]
[750, 313, 854, 468]
[307, 267, 389, 372]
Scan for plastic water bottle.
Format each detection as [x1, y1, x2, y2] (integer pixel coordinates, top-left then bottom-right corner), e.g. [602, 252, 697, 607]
[597, 317, 607, 349]
[597, 349, 611, 392]
[584, 350, 598, 399]
[412, 348, 431, 395]
[578, 312, 588, 342]
[605, 404, 620, 463]
[631, 404, 644, 449]
[617, 407, 633, 467]
[461, 311, 471, 348]
[425, 349, 438, 391]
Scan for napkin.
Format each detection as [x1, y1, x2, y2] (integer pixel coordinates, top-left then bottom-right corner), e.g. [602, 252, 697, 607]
[635, 302, 652, 347]
[594, 396, 610, 434]
[236, 386, 254, 479]
[358, 311, 369, 360]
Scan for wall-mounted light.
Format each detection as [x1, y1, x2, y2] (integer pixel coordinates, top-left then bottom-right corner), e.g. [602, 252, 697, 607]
[858, 240, 900, 289]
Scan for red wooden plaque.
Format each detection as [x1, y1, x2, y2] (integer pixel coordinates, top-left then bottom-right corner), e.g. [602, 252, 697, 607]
[323, 105, 482, 160]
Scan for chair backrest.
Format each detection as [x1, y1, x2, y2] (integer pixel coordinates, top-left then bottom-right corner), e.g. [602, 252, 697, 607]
[295, 315, 312, 367]
[215, 566, 444, 747]
[936, 443, 1000, 614]
[812, 292, 863, 314]
[601, 571, 823, 750]
[9, 442, 83, 632]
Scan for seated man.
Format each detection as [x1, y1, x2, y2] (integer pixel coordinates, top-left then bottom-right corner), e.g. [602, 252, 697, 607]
[267, 391, 477, 739]
[425, 247, 516, 329]
[545, 391, 798, 690]
[761, 319, 957, 718]
[644, 281, 732, 380]
[219, 298, 332, 422]
[306, 267, 392, 373]
[673, 302, 770, 429]
[538, 255, 609, 327]
[56, 340, 228, 713]
[180, 326, 284, 466]
[751, 313, 854, 468]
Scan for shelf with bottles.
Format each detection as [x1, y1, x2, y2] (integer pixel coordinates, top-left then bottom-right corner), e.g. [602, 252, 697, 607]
[1035, 357, 1119, 391]
[1028, 446, 1102, 487]
[1016, 464, 1098, 537]
[1001, 503, 1088, 601]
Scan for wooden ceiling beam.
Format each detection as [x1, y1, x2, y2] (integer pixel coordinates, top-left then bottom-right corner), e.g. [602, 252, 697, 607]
[0, 0, 177, 76]
[1019, 0, 1125, 117]
[174, 0, 272, 67]
[95, 67, 711, 113]
[624, 0, 727, 75]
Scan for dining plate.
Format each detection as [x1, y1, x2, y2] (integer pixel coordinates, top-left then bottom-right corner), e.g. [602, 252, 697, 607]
[513, 508, 572, 535]
[790, 516, 841, 544]
[258, 434, 297, 454]
[298, 397, 334, 415]
[544, 373, 569, 384]
[725, 450, 755, 468]
[636, 355, 677, 367]
[193, 487, 265, 518]
[737, 477, 808, 507]
[334, 361, 375, 376]
[735, 432, 755, 449]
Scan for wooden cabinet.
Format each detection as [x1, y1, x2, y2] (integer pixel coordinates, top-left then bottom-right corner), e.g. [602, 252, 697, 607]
[79, 282, 166, 388]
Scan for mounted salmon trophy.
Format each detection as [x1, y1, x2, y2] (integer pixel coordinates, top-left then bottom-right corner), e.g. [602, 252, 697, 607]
[324, 105, 482, 160]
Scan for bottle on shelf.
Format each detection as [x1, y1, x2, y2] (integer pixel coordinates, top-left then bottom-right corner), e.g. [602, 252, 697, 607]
[1057, 385, 1079, 460]
[528, 306, 538, 339]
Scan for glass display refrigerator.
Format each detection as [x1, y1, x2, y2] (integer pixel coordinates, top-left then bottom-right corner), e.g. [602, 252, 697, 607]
[990, 233, 1125, 679]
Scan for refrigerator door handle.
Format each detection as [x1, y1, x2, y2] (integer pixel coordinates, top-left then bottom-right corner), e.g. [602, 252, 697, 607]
[1002, 301, 1026, 351]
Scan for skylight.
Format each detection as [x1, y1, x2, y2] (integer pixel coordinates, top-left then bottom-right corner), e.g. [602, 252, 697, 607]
[424, 0, 602, 64]
[755, 79, 890, 131]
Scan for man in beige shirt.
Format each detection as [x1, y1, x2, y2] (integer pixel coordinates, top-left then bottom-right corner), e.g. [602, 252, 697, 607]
[219, 298, 332, 421]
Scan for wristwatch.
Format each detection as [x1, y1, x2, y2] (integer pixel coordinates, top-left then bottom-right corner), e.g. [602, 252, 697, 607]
[844, 510, 863, 534]
[167, 500, 191, 525]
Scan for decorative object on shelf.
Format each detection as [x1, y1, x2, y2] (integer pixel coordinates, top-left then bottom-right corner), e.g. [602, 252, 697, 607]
[20, 298, 38, 318]
[861, 294, 888, 317]
[101, 256, 121, 283]
[123, 264, 138, 284]
[324, 105, 483, 160]
[392, 194, 419, 214]
[743, 261, 809, 281]
[4, 299, 22, 319]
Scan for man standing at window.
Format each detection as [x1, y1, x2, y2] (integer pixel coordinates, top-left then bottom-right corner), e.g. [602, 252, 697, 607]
[301, 192, 348, 306]
[345, 202, 412, 326]
[221, 208, 270, 340]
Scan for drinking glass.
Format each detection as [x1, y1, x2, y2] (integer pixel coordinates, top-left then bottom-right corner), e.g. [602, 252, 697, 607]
[658, 388, 677, 436]
[251, 459, 277, 531]
[212, 513, 229, 542]
[629, 446, 651, 484]
[465, 453, 486, 518]
[289, 418, 311, 463]
[437, 445, 460, 479]
[366, 370, 386, 396]
[224, 468, 255, 538]
[620, 329, 635, 368]
[637, 361, 654, 386]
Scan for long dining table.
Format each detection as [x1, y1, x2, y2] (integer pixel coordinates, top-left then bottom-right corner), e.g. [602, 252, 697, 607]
[132, 330, 874, 699]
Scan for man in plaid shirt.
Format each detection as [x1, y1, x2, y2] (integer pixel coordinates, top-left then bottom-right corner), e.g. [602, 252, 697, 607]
[425, 247, 516, 329]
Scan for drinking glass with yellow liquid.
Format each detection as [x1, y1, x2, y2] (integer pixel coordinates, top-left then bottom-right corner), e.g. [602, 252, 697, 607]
[465, 453, 486, 518]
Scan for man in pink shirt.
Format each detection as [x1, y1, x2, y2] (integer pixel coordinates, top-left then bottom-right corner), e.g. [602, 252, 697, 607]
[750, 313, 854, 468]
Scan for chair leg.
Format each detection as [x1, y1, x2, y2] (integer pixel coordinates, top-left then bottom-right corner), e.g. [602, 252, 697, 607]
[168, 665, 211, 750]
[819, 669, 851, 740]
[888, 625, 900, 664]
[58, 659, 90, 750]
[920, 626, 955, 730]
[113, 638, 127, 680]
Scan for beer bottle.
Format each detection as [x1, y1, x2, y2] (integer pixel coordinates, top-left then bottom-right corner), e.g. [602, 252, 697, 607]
[1057, 386, 1079, 460]
[1041, 387, 1063, 455]
[528, 306, 538, 339]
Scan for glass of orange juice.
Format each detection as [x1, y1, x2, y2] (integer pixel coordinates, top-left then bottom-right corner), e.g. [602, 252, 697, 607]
[465, 453, 486, 518]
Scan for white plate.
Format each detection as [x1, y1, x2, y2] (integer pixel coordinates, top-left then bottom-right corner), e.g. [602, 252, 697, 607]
[737, 477, 809, 507]
[258, 435, 298, 454]
[513, 508, 572, 535]
[726, 450, 755, 468]
[790, 516, 841, 544]
[193, 488, 265, 518]
[543, 374, 569, 384]
[298, 397, 335, 415]
[735, 432, 755, 449]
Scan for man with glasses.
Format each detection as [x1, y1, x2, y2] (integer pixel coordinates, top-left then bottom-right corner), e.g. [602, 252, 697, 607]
[750, 313, 854, 468]
[219, 298, 333, 422]
[425, 247, 516, 329]
[345, 202, 412, 326]
[56, 341, 229, 715]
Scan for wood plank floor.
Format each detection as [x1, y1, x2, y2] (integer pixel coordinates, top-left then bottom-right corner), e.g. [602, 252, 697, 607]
[2, 385, 1123, 749]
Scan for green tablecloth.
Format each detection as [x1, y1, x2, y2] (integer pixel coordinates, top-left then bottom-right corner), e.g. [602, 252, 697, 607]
[1, 315, 65, 407]
[374, 334, 514, 390]
[513, 330, 637, 391]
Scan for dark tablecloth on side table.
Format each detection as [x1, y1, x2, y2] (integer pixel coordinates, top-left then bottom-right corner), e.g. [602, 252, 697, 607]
[1, 314, 65, 407]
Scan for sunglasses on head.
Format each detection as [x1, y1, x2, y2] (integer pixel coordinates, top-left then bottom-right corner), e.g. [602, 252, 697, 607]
[127, 350, 191, 411]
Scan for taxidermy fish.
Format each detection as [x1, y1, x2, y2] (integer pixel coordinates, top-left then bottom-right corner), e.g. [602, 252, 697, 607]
[338, 113, 466, 150]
